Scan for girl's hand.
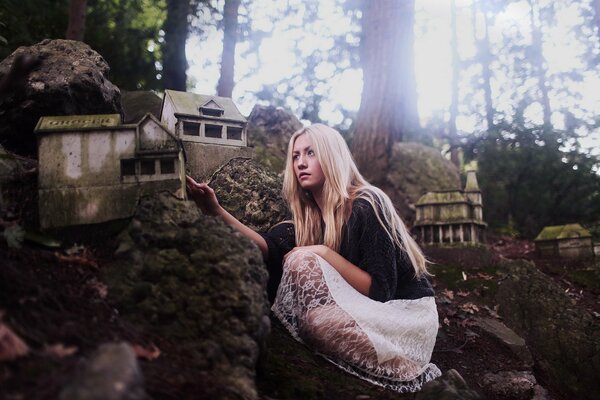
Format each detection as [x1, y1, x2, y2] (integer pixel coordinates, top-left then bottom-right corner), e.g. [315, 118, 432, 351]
[185, 175, 221, 216]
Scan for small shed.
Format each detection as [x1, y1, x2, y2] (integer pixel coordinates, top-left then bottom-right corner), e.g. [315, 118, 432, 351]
[35, 113, 185, 229]
[160, 90, 253, 179]
[413, 170, 486, 245]
[534, 224, 594, 259]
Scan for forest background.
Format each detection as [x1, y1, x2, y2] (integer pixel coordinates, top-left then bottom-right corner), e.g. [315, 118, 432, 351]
[1, 0, 599, 239]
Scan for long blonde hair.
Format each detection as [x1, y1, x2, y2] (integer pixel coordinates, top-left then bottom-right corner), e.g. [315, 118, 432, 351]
[282, 123, 429, 277]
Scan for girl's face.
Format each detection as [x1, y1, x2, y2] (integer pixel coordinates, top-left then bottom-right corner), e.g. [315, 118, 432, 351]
[292, 134, 325, 193]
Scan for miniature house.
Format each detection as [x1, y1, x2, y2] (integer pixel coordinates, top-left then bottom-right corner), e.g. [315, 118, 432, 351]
[413, 170, 486, 245]
[160, 90, 253, 179]
[35, 113, 185, 229]
[534, 224, 594, 259]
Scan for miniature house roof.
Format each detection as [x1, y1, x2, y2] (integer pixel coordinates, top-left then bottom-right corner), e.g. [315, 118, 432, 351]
[161, 90, 246, 123]
[416, 190, 467, 206]
[35, 114, 122, 133]
[534, 224, 592, 241]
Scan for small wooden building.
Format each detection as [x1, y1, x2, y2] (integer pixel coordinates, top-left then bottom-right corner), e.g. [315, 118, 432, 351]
[534, 224, 594, 259]
[35, 113, 185, 229]
[413, 170, 486, 245]
[160, 90, 253, 179]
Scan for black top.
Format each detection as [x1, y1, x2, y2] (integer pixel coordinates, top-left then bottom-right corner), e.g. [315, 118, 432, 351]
[260, 198, 435, 303]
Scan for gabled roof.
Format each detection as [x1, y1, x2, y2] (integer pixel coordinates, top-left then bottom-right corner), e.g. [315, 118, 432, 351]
[162, 90, 246, 122]
[534, 224, 592, 241]
[416, 190, 467, 206]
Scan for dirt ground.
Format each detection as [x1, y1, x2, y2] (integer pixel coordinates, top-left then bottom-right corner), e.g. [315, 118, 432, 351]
[0, 232, 597, 399]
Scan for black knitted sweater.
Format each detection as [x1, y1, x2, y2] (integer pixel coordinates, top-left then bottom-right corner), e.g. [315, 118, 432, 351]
[260, 198, 435, 303]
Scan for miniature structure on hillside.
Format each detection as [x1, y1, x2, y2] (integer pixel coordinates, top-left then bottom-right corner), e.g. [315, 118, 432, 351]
[413, 170, 486, 245]
[534, 224, 595, 259]
[160, 90, 253, 178]
[35, 113, 185, 229]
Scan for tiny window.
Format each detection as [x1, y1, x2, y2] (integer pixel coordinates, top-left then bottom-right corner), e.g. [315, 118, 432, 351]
[200, 107, 223, 117]
[227, 127, 243, 141]
[121, 159, 136, 176]
[141, 159, 156, 175]
[183, 121, 200, 136]
[160, 159, 175, 174]
[205, 124, 222, 138]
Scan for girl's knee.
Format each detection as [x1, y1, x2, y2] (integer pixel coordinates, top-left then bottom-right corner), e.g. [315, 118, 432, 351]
[284, 249, 320, 271]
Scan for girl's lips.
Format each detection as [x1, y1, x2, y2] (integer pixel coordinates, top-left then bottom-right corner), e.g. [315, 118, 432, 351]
[299, 173, 310, 179]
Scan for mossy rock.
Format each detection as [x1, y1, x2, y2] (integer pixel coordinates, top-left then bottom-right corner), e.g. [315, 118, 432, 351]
[210, 157, 289, 232]
[495, 259, 600, 400]
[103, 192, 270, 400]
[385, 142, 460, 225]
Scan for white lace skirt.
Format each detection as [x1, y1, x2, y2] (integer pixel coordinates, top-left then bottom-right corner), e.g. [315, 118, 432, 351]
[272, 250, 441, 393]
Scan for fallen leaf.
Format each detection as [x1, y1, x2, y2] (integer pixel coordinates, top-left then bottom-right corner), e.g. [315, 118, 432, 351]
[133, 343, 160, 360]
[441, 289, 454, 300]
[443, 317, 450, 326]
[459, 302, 480, 314]
[44, 343, 78, 358]
[87, 278, 108, 299]
[457, 290, 470, 297]
[462, 271, 467, 281]
[476, 272, 494, 280]
[0, 322, 29, 361]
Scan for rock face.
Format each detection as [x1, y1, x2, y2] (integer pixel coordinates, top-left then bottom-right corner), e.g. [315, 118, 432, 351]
[247, 105, 303, 174]
[495, 260, 600, 400]
[0, 39, 122, 155]
[210, 157, 289, 232]
[59, 342, 145, 400]
[385, 142, 461, 225]
[104, 193, 270, 400]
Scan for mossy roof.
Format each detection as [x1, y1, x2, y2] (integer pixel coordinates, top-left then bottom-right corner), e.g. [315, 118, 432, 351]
[534, 224, 592, 241]
[164, 90, 246, 122]
[416, 190, 467, 205]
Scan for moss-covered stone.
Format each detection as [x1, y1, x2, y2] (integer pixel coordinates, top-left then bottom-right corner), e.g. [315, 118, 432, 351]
[495, 260, 600, 400]
[385, 142, 461, 225]
[210, 157, 288, 232]
[103, 192, 270, 400]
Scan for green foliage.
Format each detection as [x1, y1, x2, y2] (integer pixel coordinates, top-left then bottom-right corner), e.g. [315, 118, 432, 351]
[86, 0, 166, 90]
[476, 119, 600, 239]
[0, 0, 165, 90]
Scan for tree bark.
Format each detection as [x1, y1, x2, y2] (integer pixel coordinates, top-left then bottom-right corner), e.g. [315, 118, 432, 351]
[449, 0, 460, 167]
[529, 0, 552, 131]
[217, 0, 241, 97]
[66, 0, 87, 41]
[163, 0, 191, 91]
[351, 0, 418, 180]
[475, 0, 495, 131]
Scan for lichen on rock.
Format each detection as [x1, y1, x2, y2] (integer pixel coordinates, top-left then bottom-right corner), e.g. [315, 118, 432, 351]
[104, 192, 270, 400]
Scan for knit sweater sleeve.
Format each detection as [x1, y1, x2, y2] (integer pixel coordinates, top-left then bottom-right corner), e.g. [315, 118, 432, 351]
[259, 222, 295, 302]
[353, 200, 398, 302]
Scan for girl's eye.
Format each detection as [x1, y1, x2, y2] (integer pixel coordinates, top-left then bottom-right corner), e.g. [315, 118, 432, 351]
[292, 154, 299, 160]
[308, 150, 315, 156]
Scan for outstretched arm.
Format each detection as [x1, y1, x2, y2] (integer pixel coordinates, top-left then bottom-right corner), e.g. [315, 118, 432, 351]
[186, 175, 268, 257]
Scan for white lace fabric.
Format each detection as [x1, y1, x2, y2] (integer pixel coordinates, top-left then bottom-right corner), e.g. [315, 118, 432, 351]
[272, 250, 442, 393]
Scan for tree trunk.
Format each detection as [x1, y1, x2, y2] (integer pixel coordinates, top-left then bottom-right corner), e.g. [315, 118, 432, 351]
[217, 0, 241, 97]
[529, 0, 552, 131]
[449, 0, 460, 167]
[351, 0, 418, 180]
[163, 0, 191, 91]
[475, 0, 495, 131]
[66, 0, 87, 41]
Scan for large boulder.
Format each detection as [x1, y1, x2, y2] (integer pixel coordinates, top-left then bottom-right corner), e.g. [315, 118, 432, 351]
[247, 105, 302, 174]
[210, 157, 288, 232]
[103, 193, 270, 400]
[385, 142, 461, 225]
[0, 39, 122, 156]
[495, 260, 600, 400]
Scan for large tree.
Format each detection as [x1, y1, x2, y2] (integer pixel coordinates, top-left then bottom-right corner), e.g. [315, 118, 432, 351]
[162, 0, 191, 91]
[66, 0, 87, 41]
[216, 0, 241, 97]
[351, 0, 419, 180]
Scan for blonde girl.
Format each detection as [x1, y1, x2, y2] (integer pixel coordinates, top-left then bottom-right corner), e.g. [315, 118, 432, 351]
[187, 124, 441, 393]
